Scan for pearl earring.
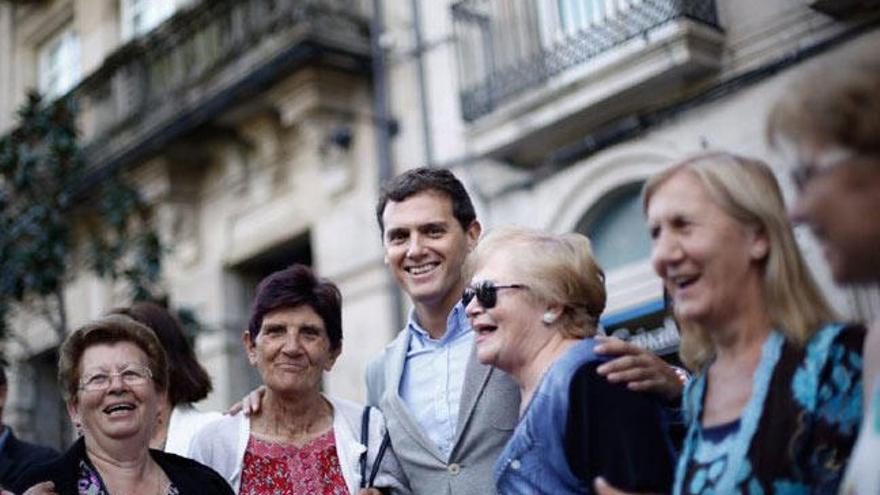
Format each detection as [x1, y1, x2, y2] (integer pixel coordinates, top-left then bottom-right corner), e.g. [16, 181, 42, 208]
[542, 312, 557, 324]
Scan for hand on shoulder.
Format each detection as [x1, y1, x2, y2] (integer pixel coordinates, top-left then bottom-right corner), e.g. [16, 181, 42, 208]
[594, 336, 685, 401]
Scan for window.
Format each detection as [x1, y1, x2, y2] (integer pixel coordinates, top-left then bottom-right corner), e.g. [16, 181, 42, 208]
[557, 0, 603, 35]
[37, 27, 80, 99]
[577, 183, 680, 356]
[577, 183, 650, 271]
[120, 0, 177, 41]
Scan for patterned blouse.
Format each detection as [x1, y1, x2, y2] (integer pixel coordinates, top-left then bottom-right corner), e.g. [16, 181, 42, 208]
[78, 460, 179, 495]
[674, 323, 864, 495]
[239, 430, 348, 495]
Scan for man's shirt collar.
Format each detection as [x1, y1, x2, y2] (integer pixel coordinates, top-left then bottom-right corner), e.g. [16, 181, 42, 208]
[406, 301, 471, 344]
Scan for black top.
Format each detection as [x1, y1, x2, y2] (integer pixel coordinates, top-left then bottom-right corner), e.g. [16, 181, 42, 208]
[0, 429, 60, 490]
[10, 437, 234, 495]
[564, 362, 675, 492]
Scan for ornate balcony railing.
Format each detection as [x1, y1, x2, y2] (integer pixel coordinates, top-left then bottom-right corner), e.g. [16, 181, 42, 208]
[452, 0, 720, 122]
[74, 0, 370, 176]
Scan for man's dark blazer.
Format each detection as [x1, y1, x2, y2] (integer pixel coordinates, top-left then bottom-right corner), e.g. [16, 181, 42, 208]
[0, 428, 60, 489]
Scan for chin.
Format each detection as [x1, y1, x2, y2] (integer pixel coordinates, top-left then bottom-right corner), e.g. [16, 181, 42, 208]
[673, 303, 706, 324]
[475, 348, 498, 367]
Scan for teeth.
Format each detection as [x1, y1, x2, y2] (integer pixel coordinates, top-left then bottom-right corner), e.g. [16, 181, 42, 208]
[408, 263, 437, 275]
[104, 404, 135, 414]
[671, 275, 697, 287]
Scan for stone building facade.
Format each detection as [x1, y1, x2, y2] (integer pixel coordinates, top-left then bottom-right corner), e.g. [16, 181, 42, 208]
[0, 0, 878, 449]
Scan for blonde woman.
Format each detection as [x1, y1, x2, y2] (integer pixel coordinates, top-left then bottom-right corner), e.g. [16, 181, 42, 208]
[640, 153, 863, 494]
[465, 227, 674, 494]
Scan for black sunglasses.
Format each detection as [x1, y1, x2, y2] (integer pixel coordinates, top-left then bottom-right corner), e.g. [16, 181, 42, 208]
[462, 281, 528, 309]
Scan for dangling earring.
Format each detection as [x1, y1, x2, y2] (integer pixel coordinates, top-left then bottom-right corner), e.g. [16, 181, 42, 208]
[74, 419, 83, 436]
[542, 312, 557, 325]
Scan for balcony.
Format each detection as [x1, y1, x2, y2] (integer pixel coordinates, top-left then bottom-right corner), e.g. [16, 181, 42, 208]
[74, 0, 370, 177]
[452, 0, 724, 163]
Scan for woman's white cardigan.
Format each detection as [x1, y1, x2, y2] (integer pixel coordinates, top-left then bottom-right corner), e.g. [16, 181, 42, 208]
[165, 403, 223, 457]
[188, 394, 408, 494]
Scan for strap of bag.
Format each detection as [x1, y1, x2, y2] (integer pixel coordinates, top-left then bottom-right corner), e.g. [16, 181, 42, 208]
[359, 406, 371, 489]
[367, 430, 391, 488]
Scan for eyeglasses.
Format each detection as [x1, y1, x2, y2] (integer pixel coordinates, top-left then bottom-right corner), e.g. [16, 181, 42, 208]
[79, 365, 153, 392]
[462, 281, 528, 309]
[790, 148, 856, 192]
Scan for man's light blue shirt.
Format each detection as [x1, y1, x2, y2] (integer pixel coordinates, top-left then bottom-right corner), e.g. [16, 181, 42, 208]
[399, 301, 473, 459]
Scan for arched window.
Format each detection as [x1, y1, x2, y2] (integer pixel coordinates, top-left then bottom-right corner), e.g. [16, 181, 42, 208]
[576, 183, 680, 356]
[576, 182, 650, 271]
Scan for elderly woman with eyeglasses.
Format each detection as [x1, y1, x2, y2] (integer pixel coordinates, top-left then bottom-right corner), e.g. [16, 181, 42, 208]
[109, 302, 222, 456]
[463, 227, 675, 495]
[767, 37, 880, 495]
[12, 315, 233, 495]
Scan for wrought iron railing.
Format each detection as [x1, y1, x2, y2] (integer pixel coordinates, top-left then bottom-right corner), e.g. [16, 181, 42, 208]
[74, 0, 369, 174]
[451, 0, 720, 121]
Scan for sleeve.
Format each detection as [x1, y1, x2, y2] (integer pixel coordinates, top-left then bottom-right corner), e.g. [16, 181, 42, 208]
[564, 362, 675, 493]
[185, 415, 238, 488]
[798, 324, 866, 491]
[186, 424, 213, 466]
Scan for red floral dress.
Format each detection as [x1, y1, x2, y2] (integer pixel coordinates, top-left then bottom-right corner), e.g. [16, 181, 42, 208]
[239, 430, 348, 495]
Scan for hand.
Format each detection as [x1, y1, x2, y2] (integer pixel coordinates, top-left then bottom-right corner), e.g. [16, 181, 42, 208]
[22, 481, 58, 495]
[595, 336, 684, 401]
[226, 385, 266, 416]
[356, 489, 383, 495]
[594, 477, 660, 495]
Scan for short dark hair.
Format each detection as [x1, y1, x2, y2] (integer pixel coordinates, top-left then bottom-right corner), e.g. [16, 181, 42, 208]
[375, 167, 477, 233]
[0, 366, 6, 388]
[247, 264, 343, 350]
[58, 315, 169, 403]
[109, 302, 213, 406]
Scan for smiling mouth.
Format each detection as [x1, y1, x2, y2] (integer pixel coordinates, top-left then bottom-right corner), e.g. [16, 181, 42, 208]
[474, 324, 497, 337]
[669, 274, 699, 292]
[277, 363, 308, 370]
[103, 403, 136, 416]
[406, 262, 439, 277]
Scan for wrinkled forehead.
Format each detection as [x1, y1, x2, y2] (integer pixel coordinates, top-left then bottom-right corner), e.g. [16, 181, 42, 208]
[79, 342, 149, 375]
[646, 171, 712, 218]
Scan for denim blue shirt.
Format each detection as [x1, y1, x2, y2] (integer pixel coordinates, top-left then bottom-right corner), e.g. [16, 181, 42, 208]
[399, 301, 473, 458]
[495, 338, 674, 494]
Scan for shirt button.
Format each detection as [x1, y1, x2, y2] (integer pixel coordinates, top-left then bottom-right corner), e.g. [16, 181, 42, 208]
[448, 463, 461, 475]
[510, 459, 521, 470]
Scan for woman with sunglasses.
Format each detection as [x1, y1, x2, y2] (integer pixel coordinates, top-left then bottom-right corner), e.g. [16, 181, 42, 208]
[12, 315, 233, 495]
[463, 227, 675, 495]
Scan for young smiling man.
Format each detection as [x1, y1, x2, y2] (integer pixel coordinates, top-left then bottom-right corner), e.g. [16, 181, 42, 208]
[366, 168, 520, 495]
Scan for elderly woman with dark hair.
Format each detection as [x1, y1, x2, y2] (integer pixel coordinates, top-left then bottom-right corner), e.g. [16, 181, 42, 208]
[12, 315, 232, 495]
[189, 264, 406, 495]
[109, 302, 221, 456]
